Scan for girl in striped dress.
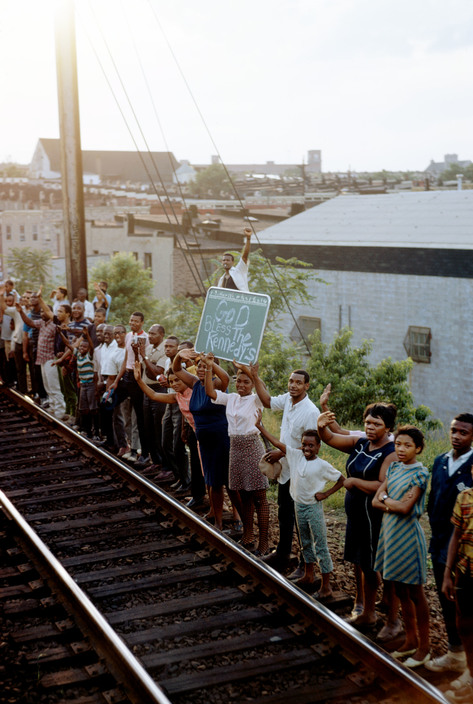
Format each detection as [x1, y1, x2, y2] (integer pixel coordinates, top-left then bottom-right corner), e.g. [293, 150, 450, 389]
[373, 426, 430, 668]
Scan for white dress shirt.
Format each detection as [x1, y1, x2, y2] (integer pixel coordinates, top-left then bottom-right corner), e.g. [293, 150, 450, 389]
[270, 392, 320, 484]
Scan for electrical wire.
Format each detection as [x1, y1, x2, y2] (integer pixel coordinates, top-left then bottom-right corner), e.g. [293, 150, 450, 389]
[79, 3, 207, 297]
[119, 0, 212, 284]
[147, 0, 312, 353]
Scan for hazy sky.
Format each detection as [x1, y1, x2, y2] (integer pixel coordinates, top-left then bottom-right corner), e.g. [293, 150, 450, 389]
[1, 0, 472, 172]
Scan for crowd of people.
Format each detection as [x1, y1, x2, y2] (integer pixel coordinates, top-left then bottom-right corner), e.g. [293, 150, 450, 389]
[1, 265, 472, 702]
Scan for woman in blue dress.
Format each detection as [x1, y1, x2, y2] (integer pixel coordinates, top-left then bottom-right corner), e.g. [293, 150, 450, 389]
[373, 426, 430, 668]
[318, 402, 397, 626]
[173, 349, 240, 531]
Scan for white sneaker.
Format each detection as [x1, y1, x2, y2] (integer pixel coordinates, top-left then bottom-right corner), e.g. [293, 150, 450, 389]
[425, 650, 467, 673]
[449, 670, 472, 690]
[444, 678, 473, 704]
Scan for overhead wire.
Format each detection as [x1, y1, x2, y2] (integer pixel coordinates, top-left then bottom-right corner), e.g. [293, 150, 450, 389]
[147, 0, 312, 353]
[79, 2, 207, 297]
[119, 0, 212, 284]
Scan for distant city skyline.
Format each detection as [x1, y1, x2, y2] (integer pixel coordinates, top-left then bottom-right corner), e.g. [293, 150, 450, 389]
[1, 0, 472, 173]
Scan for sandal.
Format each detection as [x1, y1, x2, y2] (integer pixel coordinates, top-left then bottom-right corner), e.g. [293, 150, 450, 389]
[232, 520, 244, 533]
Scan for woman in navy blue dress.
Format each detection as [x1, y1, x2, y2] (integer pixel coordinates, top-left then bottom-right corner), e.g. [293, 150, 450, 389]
[318, 402, 397, 626]
[173, 349, 239, 531]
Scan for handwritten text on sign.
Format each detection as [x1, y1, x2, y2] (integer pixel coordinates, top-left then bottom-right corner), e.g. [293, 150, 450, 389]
[195, 288, 271, 364]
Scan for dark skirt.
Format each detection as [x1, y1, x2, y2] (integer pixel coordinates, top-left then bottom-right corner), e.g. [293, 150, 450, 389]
[195, 426, 229, 488]
[229, 434, 268, 492]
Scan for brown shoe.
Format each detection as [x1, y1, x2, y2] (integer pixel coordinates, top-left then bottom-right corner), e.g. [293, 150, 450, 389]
[261, 551, 290, 572]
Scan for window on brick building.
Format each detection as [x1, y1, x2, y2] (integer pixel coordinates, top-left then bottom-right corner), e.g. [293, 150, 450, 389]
[19, 224, 25, 241]
[32, 225, 38, 241]
[290, 315, 321, 344]
[6, 225, 11, 240]
[144, 252, 152, 269]
[403, 326, 431, 363]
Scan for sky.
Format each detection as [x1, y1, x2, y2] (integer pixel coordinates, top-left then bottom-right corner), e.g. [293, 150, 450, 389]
[1, 0, 472, 173]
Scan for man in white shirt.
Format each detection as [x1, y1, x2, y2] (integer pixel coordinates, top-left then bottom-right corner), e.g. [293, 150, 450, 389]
[216, 228, 252, 292]
[138, 324, 167, 470]
[252, 366, 320, 573]
[75, 288, 95, 321]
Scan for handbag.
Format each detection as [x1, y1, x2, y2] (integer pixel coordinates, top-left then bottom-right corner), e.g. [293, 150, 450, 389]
[258, 456, 282, 481]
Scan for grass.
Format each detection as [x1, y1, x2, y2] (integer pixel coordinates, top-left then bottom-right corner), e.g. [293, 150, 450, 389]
[260, 409, 451, 510]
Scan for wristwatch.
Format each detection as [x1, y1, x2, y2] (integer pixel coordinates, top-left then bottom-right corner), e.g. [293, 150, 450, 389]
[380, 493, 389, 503]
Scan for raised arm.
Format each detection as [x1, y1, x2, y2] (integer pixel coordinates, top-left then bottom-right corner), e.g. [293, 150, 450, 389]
[133, 361, 176, 403]
[317, 411, 359, 453]
[93, 282, 108, 309]
[248, 362, 271, 408]
[172, 351, 199, 388]
[255, 411, 286, 453]
[82, 326, 94, 357]
[319, 383, 350, 435]
[205, 352, 229, 391]
[37, 293, 54, 320]
[15, 302, 37, 329]
[204, 364, 217, 400]
[241, 227, 252, 264]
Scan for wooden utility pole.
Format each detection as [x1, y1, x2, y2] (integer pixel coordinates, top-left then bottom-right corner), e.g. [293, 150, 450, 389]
[55, 0, 87, 297]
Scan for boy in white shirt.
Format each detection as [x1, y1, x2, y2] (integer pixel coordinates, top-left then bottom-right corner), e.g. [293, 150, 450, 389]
[256, 416, 344, 599]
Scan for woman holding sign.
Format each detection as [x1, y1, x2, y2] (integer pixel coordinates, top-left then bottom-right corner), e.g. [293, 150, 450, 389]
[204, 354, 270, 556]
[173, 349, 239, 533]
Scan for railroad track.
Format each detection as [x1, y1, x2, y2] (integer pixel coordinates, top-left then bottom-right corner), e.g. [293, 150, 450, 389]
[0, 385, 449, 704]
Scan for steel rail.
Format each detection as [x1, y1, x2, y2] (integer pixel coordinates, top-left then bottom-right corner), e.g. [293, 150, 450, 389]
[0, 385, 449, 704]
[0, 487, 171, 704]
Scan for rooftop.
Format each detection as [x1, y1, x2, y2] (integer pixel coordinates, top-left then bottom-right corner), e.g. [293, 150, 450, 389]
[256, 191, 473, 250]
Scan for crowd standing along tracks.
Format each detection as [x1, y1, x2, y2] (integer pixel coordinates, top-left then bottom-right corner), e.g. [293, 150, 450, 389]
[0, 386, 448, 704]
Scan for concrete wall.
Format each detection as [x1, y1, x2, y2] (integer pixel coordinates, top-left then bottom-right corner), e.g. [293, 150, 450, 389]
[87, 224, 174, 300]
[281, 269, 473, 429]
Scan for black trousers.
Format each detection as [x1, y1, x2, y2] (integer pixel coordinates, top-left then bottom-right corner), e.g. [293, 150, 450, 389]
[186, 426, 206, 500]
[276, 479, 303, 562]
[116, 371, 149, 457]
[143, 390, 167, 465]
[13, 344, 28, 394]
[432, 557, 463, 650]
[162, 402, 189, 485]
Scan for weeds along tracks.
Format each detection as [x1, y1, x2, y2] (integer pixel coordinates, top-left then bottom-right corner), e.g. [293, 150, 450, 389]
[0, 386, 448, 704]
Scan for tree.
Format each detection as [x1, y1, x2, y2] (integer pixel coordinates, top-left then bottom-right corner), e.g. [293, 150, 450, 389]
[189, 164, 233, 199]
[7, 247, 53, 291]
[305, 328, 440, 430]
[152, 295, 204, 340]
[257, 331, 303, 394]
[438, 163, 473, 184]
[88, 253, 158, 324]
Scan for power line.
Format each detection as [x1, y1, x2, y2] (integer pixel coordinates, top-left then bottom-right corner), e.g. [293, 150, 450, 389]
[119, 0, 212, 284]
[79, 2, 207, 297]
[147, 0, 311, 353]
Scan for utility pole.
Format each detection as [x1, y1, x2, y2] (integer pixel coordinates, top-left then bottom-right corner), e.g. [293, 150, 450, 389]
[55, 0, 87, 297]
